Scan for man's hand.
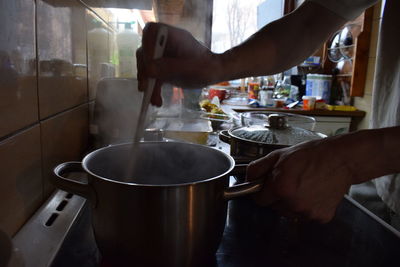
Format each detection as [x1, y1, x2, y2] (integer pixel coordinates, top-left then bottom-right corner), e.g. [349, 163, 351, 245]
[246, 126, 400, 223]
[246, 137, 354, 223]
[137, 22, 223, 106]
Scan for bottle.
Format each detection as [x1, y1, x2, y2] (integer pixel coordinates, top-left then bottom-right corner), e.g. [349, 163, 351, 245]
[88, 20, 109, 82]
[247, 77, 261, 100]
[116, 22, 140, 78]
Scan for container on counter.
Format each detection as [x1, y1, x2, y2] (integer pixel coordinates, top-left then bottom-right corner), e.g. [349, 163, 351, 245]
[306, 74, 332, 103]
[302, 95, 316, 110]
[273, 98, 286, 108]
[88, 21, 109, 81]
[116, 22, 140, 78]
[247, 77, 261, 100]
[259, 87, 274, 107]
[208, 87, 227, 102]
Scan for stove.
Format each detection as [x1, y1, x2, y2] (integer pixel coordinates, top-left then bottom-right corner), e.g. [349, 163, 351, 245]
[12, 186, 400, 267]
[11, 137, 400, 266]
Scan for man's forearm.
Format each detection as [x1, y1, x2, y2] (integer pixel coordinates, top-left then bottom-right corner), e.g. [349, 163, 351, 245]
[216, 1, 346, 81]
[332, 126, 400, 184]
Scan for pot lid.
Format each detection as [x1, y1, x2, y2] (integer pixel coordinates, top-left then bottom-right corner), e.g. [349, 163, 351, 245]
[230, 113, 324, 146]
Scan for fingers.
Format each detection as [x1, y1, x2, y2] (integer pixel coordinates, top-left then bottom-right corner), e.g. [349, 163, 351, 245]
[246, 152, 281, 206]
[142, 22, 162, 62]
[246, 152, 280, 181]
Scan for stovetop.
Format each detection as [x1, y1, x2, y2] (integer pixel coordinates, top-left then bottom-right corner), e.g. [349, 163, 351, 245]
[14, 187, 400, 267]
[12, 136, 400, 267]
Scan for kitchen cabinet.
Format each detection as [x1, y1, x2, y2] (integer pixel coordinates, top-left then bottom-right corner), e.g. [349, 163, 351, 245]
[313, 116, 351, 136]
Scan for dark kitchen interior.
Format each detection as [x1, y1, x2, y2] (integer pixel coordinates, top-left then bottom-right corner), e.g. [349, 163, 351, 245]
[0, 0, 399, 266]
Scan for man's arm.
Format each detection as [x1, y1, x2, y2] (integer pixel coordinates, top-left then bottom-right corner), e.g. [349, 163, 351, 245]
[246, 126, 400, 223]
[218, 1, 347, 81]
[137, 2, 346, 105]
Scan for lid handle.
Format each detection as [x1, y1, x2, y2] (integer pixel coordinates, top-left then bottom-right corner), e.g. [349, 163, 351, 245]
[267, 114, 288, 129]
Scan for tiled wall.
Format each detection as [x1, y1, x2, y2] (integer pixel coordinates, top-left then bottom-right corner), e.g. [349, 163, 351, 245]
[0, 0, 112, 236]
[354, 1, 383, 129]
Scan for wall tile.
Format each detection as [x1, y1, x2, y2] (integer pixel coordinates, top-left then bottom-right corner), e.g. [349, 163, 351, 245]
[37, 0, 88, 119]
[0, 125, 42, 236]
[40, 104, 89, 198]
[0, 0, 38, 139]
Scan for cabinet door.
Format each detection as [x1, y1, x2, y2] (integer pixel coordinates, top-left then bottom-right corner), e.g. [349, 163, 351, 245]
[313, 116, 351, 136]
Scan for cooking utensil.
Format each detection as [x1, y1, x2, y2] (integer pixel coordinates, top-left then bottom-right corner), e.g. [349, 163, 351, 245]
[127, 26, 168, 178]
[53, 141, 262, 266]
[220, 112, 325, 159]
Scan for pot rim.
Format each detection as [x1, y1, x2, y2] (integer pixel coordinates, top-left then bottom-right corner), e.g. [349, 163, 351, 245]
[81, 141, 236, 187]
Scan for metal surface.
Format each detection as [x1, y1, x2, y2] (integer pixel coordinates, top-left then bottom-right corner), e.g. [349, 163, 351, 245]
[53, 142, 262, 266]
[13, 190, 88, 267]
[219, 111, 325, 160]
[143, 128, 165, 141]
[224, 179, 263, 200]
[219, 129, 287, 158]
[43, 192, 400, 267]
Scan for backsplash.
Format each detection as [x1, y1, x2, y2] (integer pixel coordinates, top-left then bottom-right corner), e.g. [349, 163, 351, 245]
[0, 0, 113, 236]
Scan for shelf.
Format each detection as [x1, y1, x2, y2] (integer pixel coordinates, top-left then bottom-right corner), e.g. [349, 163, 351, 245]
[322, 7, 374, 97]
[327, 45, 355, 51]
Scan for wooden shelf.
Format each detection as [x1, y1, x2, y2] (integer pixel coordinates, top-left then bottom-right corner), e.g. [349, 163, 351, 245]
[322, 7, 374, 97]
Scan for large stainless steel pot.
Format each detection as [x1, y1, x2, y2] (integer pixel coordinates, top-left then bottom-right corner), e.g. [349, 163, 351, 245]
[53, 142, 261, 266]
[220, 112, 326, 160]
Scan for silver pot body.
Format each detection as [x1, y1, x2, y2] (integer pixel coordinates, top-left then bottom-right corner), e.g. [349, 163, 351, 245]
[53, 142, 261, 266]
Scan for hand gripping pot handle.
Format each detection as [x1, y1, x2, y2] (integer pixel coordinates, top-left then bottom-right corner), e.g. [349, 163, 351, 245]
[53, 162, 97, 207]
[224, 164, 264, 200]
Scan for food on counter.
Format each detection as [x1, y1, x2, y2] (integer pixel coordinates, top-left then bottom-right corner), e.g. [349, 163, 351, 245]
[315, 99, 327, 110]
[199, 99, 225, 114]
[326, 105, 357, 111]
[199, 99, 230, 121]
[199, 99, 215, 112]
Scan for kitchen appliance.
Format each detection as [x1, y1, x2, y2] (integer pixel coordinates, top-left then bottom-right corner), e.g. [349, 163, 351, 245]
[52, 141, 261, 266]
[219, 112, 325, 161]
[12, 182, 400, 267]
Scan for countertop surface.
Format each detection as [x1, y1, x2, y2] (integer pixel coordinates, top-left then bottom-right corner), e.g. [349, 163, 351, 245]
[222, 104, 366, 118]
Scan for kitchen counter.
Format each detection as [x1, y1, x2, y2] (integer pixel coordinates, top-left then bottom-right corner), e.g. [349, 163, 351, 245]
[223, 104, 366, 117]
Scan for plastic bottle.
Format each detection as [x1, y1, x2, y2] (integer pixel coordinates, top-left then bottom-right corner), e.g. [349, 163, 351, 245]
[116, 22, 140, 78]
[247, 77, 261, 100]
[259, 87, 274, 107]
[88, 20, 109, 81]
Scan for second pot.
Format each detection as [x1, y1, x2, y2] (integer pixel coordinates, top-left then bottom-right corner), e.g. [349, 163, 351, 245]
[220, 112, 326, 159]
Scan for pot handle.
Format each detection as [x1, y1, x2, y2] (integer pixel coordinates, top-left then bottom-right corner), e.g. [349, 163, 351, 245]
[53, 162, 97, 207]
[224, 179, 263, 200]
[219, 130, 231, 144]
